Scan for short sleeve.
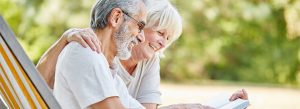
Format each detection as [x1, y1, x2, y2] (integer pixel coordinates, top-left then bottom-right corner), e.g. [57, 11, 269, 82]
[58, 42, 119, 108]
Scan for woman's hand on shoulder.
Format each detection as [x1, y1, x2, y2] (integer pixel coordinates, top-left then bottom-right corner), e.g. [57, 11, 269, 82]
[62, 28, 101, 53]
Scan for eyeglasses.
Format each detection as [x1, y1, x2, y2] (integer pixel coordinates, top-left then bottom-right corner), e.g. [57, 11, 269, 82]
[121, 10, 145, 33]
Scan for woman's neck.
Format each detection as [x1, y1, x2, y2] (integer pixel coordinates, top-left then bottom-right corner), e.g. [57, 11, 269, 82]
[120, 57, 139, 75]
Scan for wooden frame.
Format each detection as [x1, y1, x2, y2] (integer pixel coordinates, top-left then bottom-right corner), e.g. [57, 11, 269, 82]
[0, 15, 61, 109]
[0, 96, 8, 109]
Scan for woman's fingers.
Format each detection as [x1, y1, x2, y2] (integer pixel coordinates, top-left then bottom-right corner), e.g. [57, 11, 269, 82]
[85, 28, 101, 53]
[92, 36, 101, 53]
[80, 30, 96, 51]
[229, 89, 248, 101]
[64, 28, 102, 53]
[73, 32, 89, 48]
[229, 93, 237, 101]
[65, 29, 88, 48]
[241, 89, 248, 100]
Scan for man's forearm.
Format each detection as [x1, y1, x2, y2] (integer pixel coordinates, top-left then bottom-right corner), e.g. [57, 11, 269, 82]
[91, 97, 125, 109]
[142, 103, 158, 109]
[36, 36, 68, 89]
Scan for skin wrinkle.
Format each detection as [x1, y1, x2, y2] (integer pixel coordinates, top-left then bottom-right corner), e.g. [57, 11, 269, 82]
[114, 20, 137, 60]
[90, 0, 147, 66]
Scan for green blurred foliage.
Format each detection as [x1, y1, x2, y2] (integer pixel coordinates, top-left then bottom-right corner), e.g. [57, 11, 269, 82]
[161, 0, 300, 86]
[0, 0, 92, 62]
[1, 0, 300, 86]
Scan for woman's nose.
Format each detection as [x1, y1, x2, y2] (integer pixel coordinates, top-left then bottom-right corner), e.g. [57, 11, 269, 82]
[158, 39, 166, 48]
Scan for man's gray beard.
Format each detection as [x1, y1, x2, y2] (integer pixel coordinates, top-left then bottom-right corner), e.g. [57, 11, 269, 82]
[114, 22, 136, 60]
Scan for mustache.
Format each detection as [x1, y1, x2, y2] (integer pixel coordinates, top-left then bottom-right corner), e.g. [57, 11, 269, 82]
[131, 37, 139, 45]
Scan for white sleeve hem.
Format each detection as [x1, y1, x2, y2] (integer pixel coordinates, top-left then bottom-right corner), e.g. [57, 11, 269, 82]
[81, 94, 119, 109]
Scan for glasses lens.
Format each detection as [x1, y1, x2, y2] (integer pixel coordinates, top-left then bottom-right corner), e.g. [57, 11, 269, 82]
[138, 21, 145, 31]
[122, 10, 145, 33]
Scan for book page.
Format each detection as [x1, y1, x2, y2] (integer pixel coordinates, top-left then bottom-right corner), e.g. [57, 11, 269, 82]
[204, 94, 231, 108]
[204, 93, 249, 109]
[219, 99, 249, 109]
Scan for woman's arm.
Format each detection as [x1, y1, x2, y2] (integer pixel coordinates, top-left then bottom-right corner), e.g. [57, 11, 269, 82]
[36, 28, 100, 89]
[36, 34, 68, 89]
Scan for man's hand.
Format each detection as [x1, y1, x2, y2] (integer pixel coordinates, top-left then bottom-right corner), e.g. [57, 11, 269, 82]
[63, 28, 101, 53]
[229, 89, 248, 101]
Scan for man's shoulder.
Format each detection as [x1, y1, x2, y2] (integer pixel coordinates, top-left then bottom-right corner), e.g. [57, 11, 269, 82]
[64, 42, 106, 60]
[56, 42, 112, 83]
[66, 42, 101, 57]
[58, 42, 109, 70]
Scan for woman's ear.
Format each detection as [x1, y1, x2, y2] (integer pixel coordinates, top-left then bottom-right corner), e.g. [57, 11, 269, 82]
[109, 8, 123, 28]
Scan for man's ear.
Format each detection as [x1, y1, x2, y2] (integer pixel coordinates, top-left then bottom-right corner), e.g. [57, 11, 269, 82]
[109, 8, 123, 28]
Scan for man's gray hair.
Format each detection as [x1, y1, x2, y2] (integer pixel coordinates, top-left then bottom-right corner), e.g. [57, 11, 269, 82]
[90, 0, 141, 30]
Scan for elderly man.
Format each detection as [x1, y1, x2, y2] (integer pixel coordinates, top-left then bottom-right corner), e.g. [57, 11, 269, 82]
[53, 0, 147, 109]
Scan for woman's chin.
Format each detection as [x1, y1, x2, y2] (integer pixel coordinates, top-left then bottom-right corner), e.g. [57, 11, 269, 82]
[135, 52, 153, 61]
[144, 52, 155, 60]
[132, 44, 156, 61]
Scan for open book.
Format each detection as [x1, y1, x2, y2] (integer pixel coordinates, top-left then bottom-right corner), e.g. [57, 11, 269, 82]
[204, 94, 249, 109]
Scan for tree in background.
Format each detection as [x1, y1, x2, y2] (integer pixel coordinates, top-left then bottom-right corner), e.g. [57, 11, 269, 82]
[161, 0, 300, 86]
[0, 0, 92, 62]
[1, 0, 300, 86]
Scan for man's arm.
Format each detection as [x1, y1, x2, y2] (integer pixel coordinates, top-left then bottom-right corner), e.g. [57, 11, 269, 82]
[36, 28, 100, 89]
[90, 97, 125, 109]
[142, 103, 157, 109]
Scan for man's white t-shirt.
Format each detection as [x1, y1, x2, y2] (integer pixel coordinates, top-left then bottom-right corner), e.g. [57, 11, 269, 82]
[116, 54, 162, 104]
[53, 42, 144, 109]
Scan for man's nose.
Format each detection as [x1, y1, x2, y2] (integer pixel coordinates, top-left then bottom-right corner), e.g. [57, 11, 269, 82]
[136, 31, 145, 43]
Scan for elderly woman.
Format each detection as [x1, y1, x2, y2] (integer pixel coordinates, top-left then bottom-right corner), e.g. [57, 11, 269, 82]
[37, 0, 248, 109]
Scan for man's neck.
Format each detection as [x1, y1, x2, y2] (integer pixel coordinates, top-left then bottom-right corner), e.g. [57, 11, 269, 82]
[93, 28, 116, 66]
